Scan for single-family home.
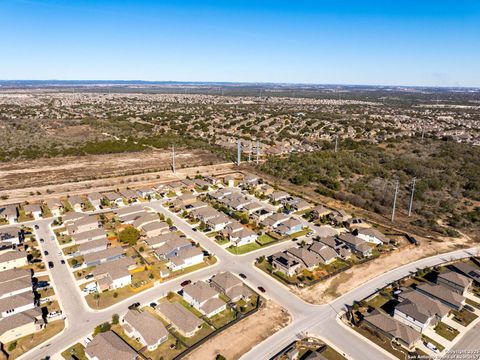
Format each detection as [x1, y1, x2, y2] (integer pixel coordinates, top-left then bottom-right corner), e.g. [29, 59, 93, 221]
[261, 213, 290, 229]
[451, 262, 480, 285]
[132, 213, 159, 229]
[0, 276, 32, 299]
[85, 330, 138, 360]
[72, 228, 107, 244]
[363, 309, 421, 350]
[394, 288, 450, 332]
[78, 238, 109, 256]
[23, 204, 42, 220]
[0, 250, 28, 271]
[205, 214, 231, 232]
[0, 292, 35, 318]
[210, 272, 253, 302]
[0, 226, 22, 248]
[436, 270, 472, 295]
[308, 242, 338, 264]
[92, 257, 136, 292]
[355, 228, 389, 245]
[137, 188, 156, 199]
[337, 234, 372, 257]
[183, 281, 227, 317]
[119, 189, 139, 204]
[154, 237, 193, 260]
[416, 283, 465, 310]
[0, 205, 18, 224]
[311, 205, 331, 219]
[45, 198, 63, 217]
[317, 237, 352, 259]
[156, 302, 203, 338]
[87, 192, 103, 210]
[167, 246, 204, 272]
[68, 195, 84, 212]
[286, 247, 321, 270]
[271, 251, 304, 277]
[229, 228, 258, 247]
[269, 191, 289, 203]
[67, 215, 99, 235]
[275, 218, 303, 236]
[0, 307, 44, 344]
[84, 247, 124, 267]
[122, 310, 169, 351]
[144, 233, 184, 249]
[62, 211, 87, 225]
[103, 192, 125, 207]
[115, 205, 145, 220]
[141, 221, 169, 237]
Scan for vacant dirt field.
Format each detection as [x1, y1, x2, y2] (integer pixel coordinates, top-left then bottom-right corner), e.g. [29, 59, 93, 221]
[183, 300, 291, 360]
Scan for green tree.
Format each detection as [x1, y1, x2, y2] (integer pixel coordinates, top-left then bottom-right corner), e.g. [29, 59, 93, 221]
[119, 227, 140, 245]
[112, 313, 119, 324]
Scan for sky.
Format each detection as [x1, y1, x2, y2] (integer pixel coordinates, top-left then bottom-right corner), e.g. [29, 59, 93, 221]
[1, 0, 480, 86]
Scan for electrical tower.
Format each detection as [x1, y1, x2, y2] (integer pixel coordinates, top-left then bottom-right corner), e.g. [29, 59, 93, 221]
[391, 180, 399, 222]
[172, 145, 176, 174]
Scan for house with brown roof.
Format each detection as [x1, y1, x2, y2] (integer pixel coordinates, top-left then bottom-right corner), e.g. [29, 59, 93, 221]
[394, 288, 450, 332]
[85, 330, 138, 360]
[210, 272, 252, 302]
[72, 228, 107, 245]
[122, 310, 169, 351]
[167, 246, 204, 272]
[0, 307, 44, 344]
[183, 281, 227, 317]
[0, 249, 28, 271]
[363, 309, 421, 350]
[355, 228, 389, 245]
[23, 203, 42, 220]
[271, 251, 304, 277]
[416, 283, 465, 310]
[0, 205, 18, 224]
[337, 233, 372, 257]
[156, 302, 203, 337]
[45, 198, 63, 217]
[436, 270, 472, 295]
[78, 238, 109, 256]
[141, 221, 169, 237]
[308, 242, 338, 264]
[132, 213, 159, 229]
[84, 247, 124, 267]
[286, 247, 321, 270]
[87, 192, 103, 210]
[92, 257, 136, 292]
[144, 233, 184, 249]
[68, 195, 84, 212]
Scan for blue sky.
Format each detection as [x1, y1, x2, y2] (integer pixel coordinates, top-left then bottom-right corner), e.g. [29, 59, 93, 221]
[1, 0, 479, 86]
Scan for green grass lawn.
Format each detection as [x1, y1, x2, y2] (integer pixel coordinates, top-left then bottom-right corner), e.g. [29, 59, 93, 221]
[257, 234, 277, 245]
[422, 335, 445, 352]
[142, 334, 186, 360]
[365, 294, 389, 309]
[434, 321, 459, 341]
[172, 323, 213, 347]
[215, 237, 230, 245]
[208, 307, 236, 329]
[466, 298, 480, 310]
[227, 242, 262, 255]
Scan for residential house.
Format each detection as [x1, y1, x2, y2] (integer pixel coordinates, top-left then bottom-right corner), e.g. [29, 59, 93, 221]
[223, 175, 235, 187]
[78, 238, 109, 256]
[92, 257, 136, 292]
[72, 228, 107, 245]
[337, 234, 372, 257]
[205, 214, 231, 232]
[23, 204, 42, 220]
[0, 277, 32, 299]
[210, 271, 252, 302]
[328, 210, 352, 225]
[269, 191, 289, 203]
[436, 270, 472, 295]
[141, 221, 169, 238]
[0, 292, 35, 318]
[103, 192, 125, 207]
[355, 228, 389, 245]
[85, 330, 138, 360]
[156, 302, 203, 338]
[271, 252, 304, 277]
[209, 187, 234, 201]
[84, 247, 124, 267]
[68, 195, 84, 212]
[67, 215, 99, 235]
[363, 309, 421, 350]
[0, 307, 44, 344]
[154, 237, 193, 260]
[122, 310, 168, 351]
[251, 208, 274, 222]
[45, 198, 63, 217]
[182, 281, 227, 317]
[261, 213, 290, 229]
[0, 250, 28, 271]
[291, 199, 312, 212]
[167, 246, 204, 272]
[144, 233, 184, 249]
[137, 188, 156, 199]
[115, 205, 145, 220]
[62, 211, 87, 225]
[87, 192, 103, 210]
[0, 205, 18, 224]
[119, 189, 139, 204]
[286, 247, 321, 270]
[0, 226, 22, 248]
[451, 262, 480, 285]
[229, 227, 258, 247]
[317, 237, 352, 259]
[311, 205, 331, 219]
[308, 242, 338, 264]
[243, 202, 264, 215]
[416, 283, 465, 310]
[394, 288, 450, 332]
[275, 218, 303, 236]
[132, 213, 159, 229]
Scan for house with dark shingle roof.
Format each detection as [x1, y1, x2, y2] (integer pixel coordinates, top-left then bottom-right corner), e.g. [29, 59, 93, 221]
[436, 270, 472, 295]
[416, 283, 465, 310]
[85, 331, 138, 360]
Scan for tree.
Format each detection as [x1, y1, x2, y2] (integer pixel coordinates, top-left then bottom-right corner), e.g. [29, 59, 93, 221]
[93, 322, 111, 336]
[166, 218, 173, 227]
[112, 313, 119, 324]
[119, 227, 140, 245]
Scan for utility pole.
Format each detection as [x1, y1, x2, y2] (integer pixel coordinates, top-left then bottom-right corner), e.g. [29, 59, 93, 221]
[408, 178, 416, 217]
[391, 180, 399, 222]
[256, 141, 260, 164]
[334, 135, 339, 153]
[171, 145, 176, 174]
[421, 128, 425, 140]
[248, 142, 252, 162]
[237, 139, 241, 166]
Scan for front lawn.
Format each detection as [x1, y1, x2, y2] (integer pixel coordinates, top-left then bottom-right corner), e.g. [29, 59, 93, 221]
[257, 234, 277, 246]
[451, 309, 478, 326]
[434, 321, 459, 341]
[227, 242, 262, 255]
[61, 343, 88, 360]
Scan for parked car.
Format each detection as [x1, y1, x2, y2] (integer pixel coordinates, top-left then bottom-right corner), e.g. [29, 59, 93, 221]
[72, 263, 82, 269]
[44, 250, 49, 256]
[169, 226, 178, 231]
[85, 274, 94, 280]
[128, 302, 140, 310]
[47, 311, 61, 318]
[192, 228, 198, 232]
[48, 261, 54, 269]
[34, 225, 39, 230]
[464, 304, 475, 312]
[239, 273, 247, 279]
[181, 280, 192, 287]
[60, 259, 65, 264]
[257, 286, 266, 293]
[40, 238, 44, 243]
[37, 281, 50, 288]
[150, 302, 157, 308]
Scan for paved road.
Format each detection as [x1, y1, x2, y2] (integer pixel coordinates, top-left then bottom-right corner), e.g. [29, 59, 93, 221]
[449, 321, 480, 354]
[5, 200, 479, 360]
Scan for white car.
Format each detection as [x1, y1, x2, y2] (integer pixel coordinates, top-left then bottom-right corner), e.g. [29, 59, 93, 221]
[47, 311, 62, 318]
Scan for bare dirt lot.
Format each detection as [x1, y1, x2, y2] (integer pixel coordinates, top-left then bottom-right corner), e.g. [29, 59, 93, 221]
[183, 300, 291, 360]
[0, 149, 233, 205]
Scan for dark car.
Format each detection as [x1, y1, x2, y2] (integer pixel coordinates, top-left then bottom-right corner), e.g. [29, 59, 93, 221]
[73, 263, 82, 269]
[169, 226, 177, 231]
[150, 302, 157, 308]
[257, 286, 266, 293]
[128, 302, 140, 310]
[37, 281, 50, 288]
[34, 225, 39, 230]
[44, 250, 49, 256]
[48, 261, 54, 269]
[181, 280, 192, 287]
[192, 228, 198, 232]
[40, 238, 45, 243]
[60, 259, 66, 264]
[464, 304, 475, 312]
[239, 273, 247, 279]
[85, 274, 94, 280]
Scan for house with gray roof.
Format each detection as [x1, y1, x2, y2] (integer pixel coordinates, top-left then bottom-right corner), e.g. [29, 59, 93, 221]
[85, 330, 138, 360]
[210, 272, 252, 302]
[416, 283, 465, 310]
[78, 238, 109, 256]
[156, 302, 203, 337]
[286, 247, 321, 270]
[183, 281, 227, 317]
[271, 251, 304, 277]
[84, 247, 124, 267]
[436, 270, 472, 295]
[122, 310, 168, 351]
[72, 228, 107, 245]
